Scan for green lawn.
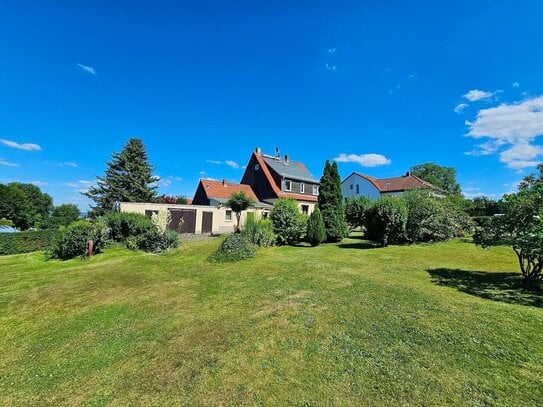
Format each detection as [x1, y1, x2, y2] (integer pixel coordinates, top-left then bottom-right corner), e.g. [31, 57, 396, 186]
[1, 236, 542, 406]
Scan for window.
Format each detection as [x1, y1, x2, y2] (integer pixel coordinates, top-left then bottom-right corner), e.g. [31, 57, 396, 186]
[225, 210, 232, 221]
[356, 184, 360, 194]
[300, 183, 305, 193]
[284, 180, 292, 191]
[350, 184, 353, 190]
[312, 185, 319, 195]
[255, 164, 260, 170]
[301, 205, 309, 215]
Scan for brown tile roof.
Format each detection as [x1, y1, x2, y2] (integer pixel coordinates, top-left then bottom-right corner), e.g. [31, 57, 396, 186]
[199, 179, 259, 201]
[351, 172, 436, 193]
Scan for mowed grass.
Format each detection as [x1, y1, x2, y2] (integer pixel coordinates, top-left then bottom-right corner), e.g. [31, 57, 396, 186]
[1, 236, 542, 406]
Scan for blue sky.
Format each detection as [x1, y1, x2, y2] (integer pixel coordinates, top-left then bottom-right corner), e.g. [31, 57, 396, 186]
[1, 1, 543, 208]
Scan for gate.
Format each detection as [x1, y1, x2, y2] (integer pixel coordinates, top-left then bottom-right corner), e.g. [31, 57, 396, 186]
[201, 211, 213, 234]
[169, 209, 196, 234]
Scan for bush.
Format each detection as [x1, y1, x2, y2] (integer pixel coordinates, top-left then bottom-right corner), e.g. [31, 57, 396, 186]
[0, 229, 59, 255]
[49, 221, 106, 259]
[306, 208, 326, 246]
[242, 218, 275, 247]
[365, 196, 407, 246]
[210, 233, 257, 262]
[101, 212, 154, 242]
[270, 198, 306, 245]
[345, 196, 372, 231]
[127, 228, 180, 253]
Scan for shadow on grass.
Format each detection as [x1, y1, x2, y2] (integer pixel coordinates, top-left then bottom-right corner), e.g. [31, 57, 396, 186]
[337, 241, 381, 250]
[427, 268, 543, 308]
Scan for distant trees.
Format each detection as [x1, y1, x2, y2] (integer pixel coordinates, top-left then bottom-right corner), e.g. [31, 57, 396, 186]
[42, 204, 81, 229]
[410, 162, 461, 195]
[318, 160, 348, 242]
[84, 138, 158, 217]
[225, 192, 253, 232]
[0, 182, 53, 230]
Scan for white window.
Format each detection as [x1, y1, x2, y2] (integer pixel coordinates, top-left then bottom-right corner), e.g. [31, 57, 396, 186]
[284, 180, 292, 191]
[300, 183, 305, 193]
[225, 210, 232, 221]
[312, 185, 319, 195]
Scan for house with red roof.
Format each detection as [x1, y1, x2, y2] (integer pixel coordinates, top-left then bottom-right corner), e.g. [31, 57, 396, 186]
[192, 179, 260, 207]
[341, 171, 438, 200]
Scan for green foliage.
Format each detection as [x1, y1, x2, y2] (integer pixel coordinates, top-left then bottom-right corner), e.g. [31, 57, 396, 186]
[42, 204, 81, 229]
[49, 221, 106, 260]
[270, 198, 306, 245]
[242, 217, 275, 247]
[318, 160, 348, 242]
[225, 192, 254, 232]
[467, 196, 506, 217]
[306, 208, 326, 246]
[402, 190, 456, 243]
[474, 169, 543, 290]
[0, 230, 59, 255]
[344, 196, 372, 230]
[365, 196, 407, 246]
[209, 233, 257, 262]
[126, 229, 180, 253]
[0, 182, 53, 230]
[101, 211, 155, 243]
[410, 162, 461, 195]
[84, 138, 158, 217]
[440, 196, 475, 237]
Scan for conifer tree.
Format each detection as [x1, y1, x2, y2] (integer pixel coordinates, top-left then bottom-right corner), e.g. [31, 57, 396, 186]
[84, 138, 158, 217]
[318, 160, 348, 242]
[306, 207, 326, 246]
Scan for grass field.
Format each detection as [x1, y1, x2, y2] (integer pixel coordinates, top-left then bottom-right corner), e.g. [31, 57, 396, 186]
[1, 235, 542, 406]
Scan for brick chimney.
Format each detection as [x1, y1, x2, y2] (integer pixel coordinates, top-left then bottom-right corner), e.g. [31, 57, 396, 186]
[222, 179, 227, 186]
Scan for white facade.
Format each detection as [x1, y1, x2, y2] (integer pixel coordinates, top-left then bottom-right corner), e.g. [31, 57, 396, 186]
[341, 173, 381, 200]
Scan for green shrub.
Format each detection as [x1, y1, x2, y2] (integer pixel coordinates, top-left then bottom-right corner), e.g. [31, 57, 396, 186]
[306, 208, 326, 246]
[210, 233, 257, 262]
[365, 196, 407, 246]
[242, 218, 275, 247]
[49, 221, 106, 259]
[101, 212, 154, 242]
[345, 196, 372, 231]
[0, 229, 59, 255]
[270, 198, 306, 246]
[127, 228, 180, 253]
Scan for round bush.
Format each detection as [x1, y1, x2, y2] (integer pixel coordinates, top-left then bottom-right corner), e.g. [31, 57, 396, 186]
[127, 229, 180, 253]
[365, 196, 407, 246]
[210, 233, 257, 262]
[242, 218, 275, 247]
[101, 212, 154, 242]
[270, 198, 306, 246]
[49, 220, 105, 259]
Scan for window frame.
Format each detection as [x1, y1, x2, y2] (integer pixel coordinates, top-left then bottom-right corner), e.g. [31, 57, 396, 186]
[284, 180, 292, 192]
[225, 209, 232, 221]
[312, 185, 319, 195]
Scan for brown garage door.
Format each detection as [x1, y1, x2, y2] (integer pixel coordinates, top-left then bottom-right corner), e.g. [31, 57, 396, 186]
[169, 209, 196, 234]
[201, 211, 213, 234]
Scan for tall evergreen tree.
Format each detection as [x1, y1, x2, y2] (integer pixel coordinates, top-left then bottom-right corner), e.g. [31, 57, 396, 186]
[318, 160, 348, 242]
[84, 138, 158, 217]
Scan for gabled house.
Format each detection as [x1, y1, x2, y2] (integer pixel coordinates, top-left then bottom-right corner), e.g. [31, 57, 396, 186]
[240, 147, 320, 215]
[192, 179, 260, 207]
[341, 172, 437, 200]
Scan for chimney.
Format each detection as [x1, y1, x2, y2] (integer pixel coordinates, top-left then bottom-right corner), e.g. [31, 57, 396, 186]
[284, 154, 289, 164]
[255, 147, 262, 154]
[222, 179, 227, 186]
[275, 147, 280, 160]
[405, 171, 411, 177]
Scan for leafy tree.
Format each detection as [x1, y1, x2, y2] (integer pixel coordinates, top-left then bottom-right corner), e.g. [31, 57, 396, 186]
[365, 196, 407, 247]
[43, 204, 81, 229]
[84, 138, 158, 217]
[474, 167, 543, 290]
[345, 196, 372, 230]
[410, 162, 461, 195]
[318, 160, 348, 242]
[270, 198, 306, 245]
[468, 196, 506, 217]
[306, 208, 326, 246]
[0, 182, 52, 230]
[225, 192, 254, 233]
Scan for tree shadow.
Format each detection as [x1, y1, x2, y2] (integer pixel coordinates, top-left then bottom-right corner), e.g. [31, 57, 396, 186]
[427, 268, 543, 308]
[337, 241, 381, 250]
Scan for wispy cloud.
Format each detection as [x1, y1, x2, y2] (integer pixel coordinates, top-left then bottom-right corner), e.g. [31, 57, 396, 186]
[30, 181, 48, 186]
[199, 171, 206, 175]
[0, 138, 41, 151]
[327, 47, 336, 55]
[59, 161, 77, 167]
[77, 63, 96, 75]
[463, 89, 495, 102]
[334, 153, 391, 167]
[225, 160, 240, 169]
[512, 82, 520, 88]
[454, 103, 469, 113]
[206, 160, 221, 165]
[66, 180, 96, 193]
[0, 158, 19, 167]
[325, 63, 337, 72]
[464, 96, 543, 169]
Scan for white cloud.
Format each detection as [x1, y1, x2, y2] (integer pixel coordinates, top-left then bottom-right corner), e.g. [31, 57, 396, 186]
[0, 158, 19, 167]
[206, 160, 221, 164]
[78, 180, 96, 187]
[512, 82, 520, 88]
[408, 73, 416, 80]
[59, 161, 77, 167]
[454, 103, 469, 113]
[463, 89, 495, 102]
[327, 48, 336, 55]
[77, 63, 96, 75]
[30, 181, 48, 186]
[325, 63, 337, 72]
[161, 179, 172, 187]
[199, 171, 206, 175]
[225, 160, 240, 169]
[465, 96, 543, 169]
[0, 138, 41, 151]
[334, 153, 391, 167]
[66, 182, 79, 188]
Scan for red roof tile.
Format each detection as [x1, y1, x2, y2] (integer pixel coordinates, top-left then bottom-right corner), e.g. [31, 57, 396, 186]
[199, 179, 259, 201]
[351, 172, 436, 193]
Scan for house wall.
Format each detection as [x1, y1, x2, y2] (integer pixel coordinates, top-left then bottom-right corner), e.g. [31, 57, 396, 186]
[119, 202, 267, 234]
[240, 154, 278, 201]
[341, 173, 381, 200]
[191, 182, 210, 205]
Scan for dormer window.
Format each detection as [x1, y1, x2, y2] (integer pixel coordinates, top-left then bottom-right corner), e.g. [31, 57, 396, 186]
[312, 185, 319, 195]
[284, 180, 292, 192]
[300, 183, 305, 193]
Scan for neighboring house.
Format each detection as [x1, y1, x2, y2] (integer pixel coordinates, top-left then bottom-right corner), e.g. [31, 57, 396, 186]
[341, 172, 437, 200]
[240, 147, 320, 215]
[192, 179, 260, 207]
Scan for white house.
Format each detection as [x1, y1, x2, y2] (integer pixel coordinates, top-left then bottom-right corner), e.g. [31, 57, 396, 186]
[341, 172, 436, 200]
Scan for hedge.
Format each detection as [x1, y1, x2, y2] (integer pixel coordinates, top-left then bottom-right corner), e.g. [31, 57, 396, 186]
[0, 230, 59, 255]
